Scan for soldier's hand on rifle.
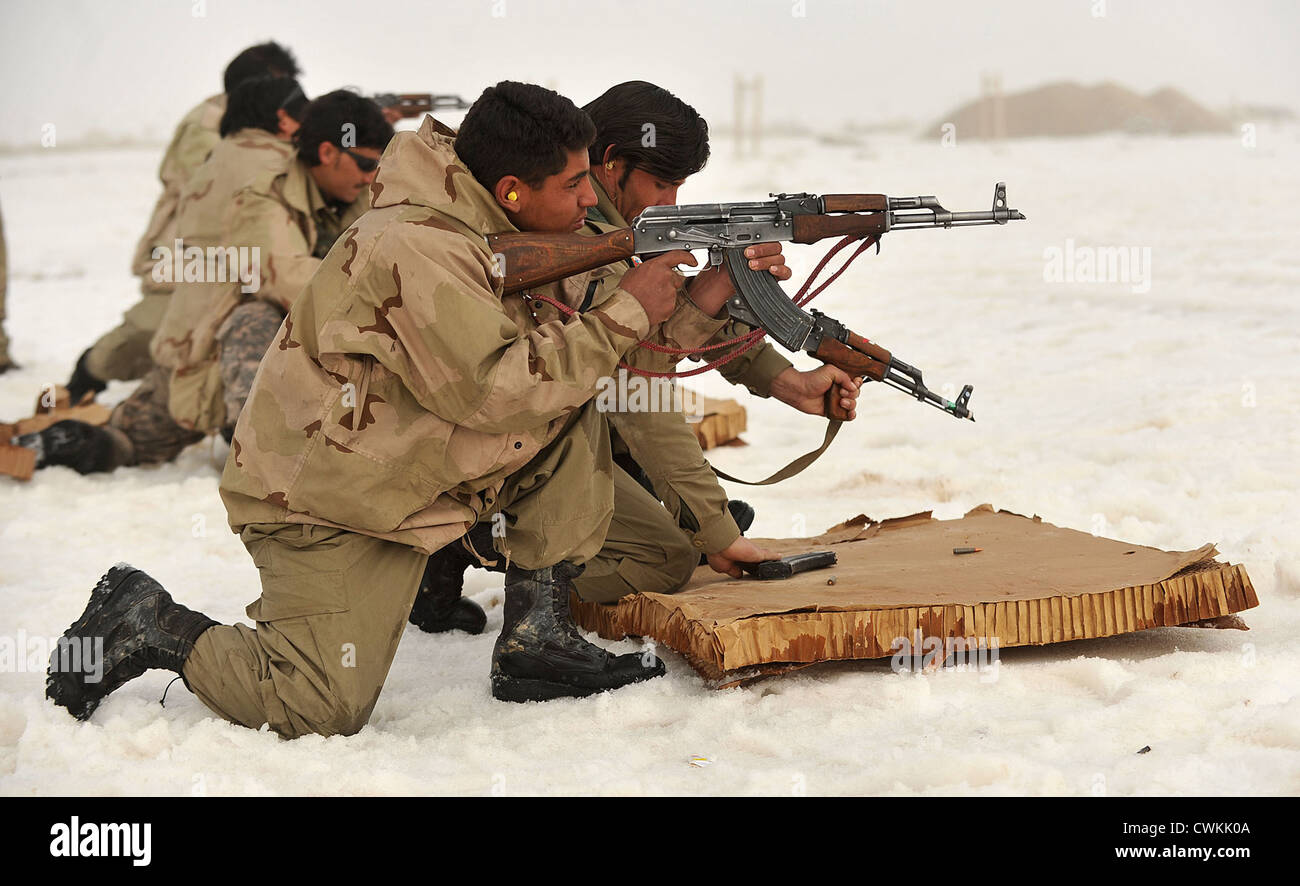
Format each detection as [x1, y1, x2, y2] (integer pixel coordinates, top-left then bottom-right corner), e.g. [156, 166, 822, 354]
[707, 535, 782, 579]
[620, 249, 696, 325]
[686, 243, 792, 318]
[769, 365, 861, 420]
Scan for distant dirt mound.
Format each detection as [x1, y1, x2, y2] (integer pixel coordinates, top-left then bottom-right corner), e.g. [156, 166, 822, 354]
[924, 81, 1232, 139]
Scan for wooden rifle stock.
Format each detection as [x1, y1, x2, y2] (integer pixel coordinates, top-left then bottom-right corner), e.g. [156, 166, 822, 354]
[488, 229, 636, 295]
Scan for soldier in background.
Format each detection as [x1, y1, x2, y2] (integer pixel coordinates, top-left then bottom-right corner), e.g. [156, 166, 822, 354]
[201, 89, 392, 436]
[579, 81, 859, 589]
[63, 41, 300, 404]
[14, 87, 391, 474]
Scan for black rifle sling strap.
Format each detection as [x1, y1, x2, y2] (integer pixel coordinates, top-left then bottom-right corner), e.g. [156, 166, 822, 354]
[710, 418, 841, 486]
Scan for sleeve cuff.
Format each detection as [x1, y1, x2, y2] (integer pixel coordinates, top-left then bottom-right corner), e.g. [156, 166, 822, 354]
[689, 508, 742, 555]
[730, 343, 794, 398]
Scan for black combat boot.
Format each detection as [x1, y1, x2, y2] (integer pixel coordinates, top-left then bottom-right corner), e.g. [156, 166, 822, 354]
[46, 565, 218, 721]
[408, 523, 497, 635]
[491, 561, 665, 702]
[65, 348, 108, 404]
[728, 499, 756, 533]
[698, 500, 759, 565]
[13, 419, 121, 474]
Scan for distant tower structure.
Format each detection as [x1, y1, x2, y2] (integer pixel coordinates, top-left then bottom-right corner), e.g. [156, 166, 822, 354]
[980, 71, 1006, 141]
[734, 75, 764, 157]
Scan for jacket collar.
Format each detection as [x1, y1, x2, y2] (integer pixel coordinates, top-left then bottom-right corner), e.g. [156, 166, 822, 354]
[587, 173, 629, 228]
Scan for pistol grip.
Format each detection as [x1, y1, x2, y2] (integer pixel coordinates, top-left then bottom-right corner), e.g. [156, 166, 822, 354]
[825, 385, 855, 421]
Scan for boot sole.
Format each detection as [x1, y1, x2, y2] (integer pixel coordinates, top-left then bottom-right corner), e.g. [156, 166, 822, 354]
[45, 566, 143, 721]
[491, 663, 665, 703]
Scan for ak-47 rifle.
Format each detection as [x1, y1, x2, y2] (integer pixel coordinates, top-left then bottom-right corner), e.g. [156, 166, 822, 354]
[372, 93, 471, 120]
[488, 183, 1026, 422]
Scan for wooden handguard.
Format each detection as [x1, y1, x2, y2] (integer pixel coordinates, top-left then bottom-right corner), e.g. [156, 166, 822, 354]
[792, 213, 888, 244]
[488, 229, 637, 295]
[814, 333, 892, 421]
[820, 194, 889, 212]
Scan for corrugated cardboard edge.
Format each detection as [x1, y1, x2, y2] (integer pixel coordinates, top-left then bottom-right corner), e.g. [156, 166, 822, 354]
[572, 561, 1258, 684]
[682, 390, 747, 451]
[0, 444, 37, 481]
[14, 402, 113, 436]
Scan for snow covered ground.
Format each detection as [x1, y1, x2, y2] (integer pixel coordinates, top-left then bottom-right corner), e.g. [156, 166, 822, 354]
[1, 125, 1297, 796]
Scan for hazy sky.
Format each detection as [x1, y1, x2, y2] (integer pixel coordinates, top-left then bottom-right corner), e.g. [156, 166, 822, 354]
[1, 0, 1297, 144]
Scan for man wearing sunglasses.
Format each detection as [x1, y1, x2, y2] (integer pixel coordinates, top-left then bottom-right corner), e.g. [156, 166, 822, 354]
[15, 89, 393, 474]
[199, 89, 393, 435]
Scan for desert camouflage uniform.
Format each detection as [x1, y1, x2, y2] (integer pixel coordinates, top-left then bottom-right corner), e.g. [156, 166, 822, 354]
[97, 128, 312, 468]
[183, 117, 723, 737]
[161, 139, 368, 434]
[0, 203, 12, 370]
[84, 94, 226, 382]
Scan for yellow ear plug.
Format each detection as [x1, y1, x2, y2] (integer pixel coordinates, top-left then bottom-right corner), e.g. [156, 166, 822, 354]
[507, 191, 518, 201]
[606, 162, 614, 169]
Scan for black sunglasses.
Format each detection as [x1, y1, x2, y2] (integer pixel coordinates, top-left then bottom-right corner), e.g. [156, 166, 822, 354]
[344, 148, 379, 173]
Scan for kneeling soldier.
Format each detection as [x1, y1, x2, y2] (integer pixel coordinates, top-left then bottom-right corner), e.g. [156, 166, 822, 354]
[48, 82, 718, 735]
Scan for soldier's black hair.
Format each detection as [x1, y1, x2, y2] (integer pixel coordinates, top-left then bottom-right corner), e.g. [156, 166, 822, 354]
[456, 81, 596, 190]
[294, 90, 394, 167]
[219, 76, 308, 138]
[583, 81, 709, 186]
[223, 41, 300, 94]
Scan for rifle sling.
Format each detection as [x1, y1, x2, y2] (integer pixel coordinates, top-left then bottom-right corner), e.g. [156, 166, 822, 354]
[710, 418, 841, 486]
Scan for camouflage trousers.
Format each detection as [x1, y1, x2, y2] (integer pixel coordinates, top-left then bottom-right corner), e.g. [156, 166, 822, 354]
[466, 463, 698, 604]
[183, 522, 429, 739]
[435, 409, 699, 604]
[182, 400, 623, 738]
[216, 300, 284, 426]
[103, 365, 204, 468]
[85, 291, 170, 382]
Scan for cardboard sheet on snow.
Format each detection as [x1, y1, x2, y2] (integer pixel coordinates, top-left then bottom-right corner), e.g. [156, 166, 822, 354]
[571, 504, 1258, 685]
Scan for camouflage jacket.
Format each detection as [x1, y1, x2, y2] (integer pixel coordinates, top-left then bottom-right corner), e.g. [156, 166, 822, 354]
[160, 136, 365, 432]
[150, 128, 298, 373]
[131, 93, 226, 296]
[219, 116, 722, 554]
[231, 152, 370, 312]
